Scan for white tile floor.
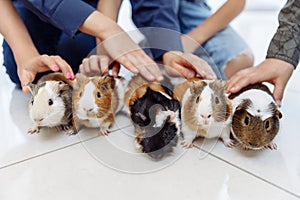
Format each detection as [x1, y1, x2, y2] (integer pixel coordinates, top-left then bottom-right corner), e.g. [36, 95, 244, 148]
[1, 1, 300, 200]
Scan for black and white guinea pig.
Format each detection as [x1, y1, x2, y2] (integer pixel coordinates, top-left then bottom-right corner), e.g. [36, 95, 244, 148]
[229, 83, 282, 150]
[124, 75, 181, 159]
[28, 79, 74, 135]
[174, 78, 234, 148]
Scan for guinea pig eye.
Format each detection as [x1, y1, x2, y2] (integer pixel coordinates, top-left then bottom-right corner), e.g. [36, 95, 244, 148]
[265, 120, 270, 130]
[196, 96, 200, 103]
[215, 97, 220, 104]
[79, 92, 82, 97]
[48, 99, 53, 106]
[244, 116, 249, 126]
[31, 99, 34, 105]
[97, 92, 101, 98]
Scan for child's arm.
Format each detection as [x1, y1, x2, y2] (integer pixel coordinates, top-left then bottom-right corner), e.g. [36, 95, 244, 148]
[184, 0, 246, 51]
[97, 0, 123, 21]
[0, 0, 73, 92]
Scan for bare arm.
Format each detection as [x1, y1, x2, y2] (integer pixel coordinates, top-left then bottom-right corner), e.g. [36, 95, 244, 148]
[97, 0, 123, 21]
[188, 0, 245, 44]
[0, 1, 73, 92]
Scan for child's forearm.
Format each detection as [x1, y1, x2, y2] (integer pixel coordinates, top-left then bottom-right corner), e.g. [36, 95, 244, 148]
[187, 0, 246, 44]
[0, 1, 39, 63]
[97, 0, 123, 22]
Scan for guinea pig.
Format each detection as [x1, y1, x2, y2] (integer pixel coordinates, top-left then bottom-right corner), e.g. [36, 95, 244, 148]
[229, 83, 282, 150]
[73, 73, 126, 135]
[28, 80, 74, 135]
[174, 78, 234, 148]
[124, 75, 181, 159]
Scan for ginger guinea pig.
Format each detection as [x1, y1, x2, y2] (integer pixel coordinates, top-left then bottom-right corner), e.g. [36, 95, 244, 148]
[28, 80, 74, 135]
[124, 76, 181, 159]
[73, 73, 125, 135]
[174, 78, 234, 148]
[229, 83, 282, 150]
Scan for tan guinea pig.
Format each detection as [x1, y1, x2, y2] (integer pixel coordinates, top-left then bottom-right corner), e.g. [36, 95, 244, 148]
[229, 83, 282, 150]
[174, 78, 234, 148]
[73, 73, 126, 135]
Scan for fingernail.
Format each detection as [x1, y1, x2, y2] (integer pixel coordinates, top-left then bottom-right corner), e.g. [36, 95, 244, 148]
[132, 68, 139, 74]
[276, 100, 282, 107]
[66, 73, 72, 79]
[157, 75, 164, 81]
[148, 75, 155, 80]
[53, 65, 59, 71]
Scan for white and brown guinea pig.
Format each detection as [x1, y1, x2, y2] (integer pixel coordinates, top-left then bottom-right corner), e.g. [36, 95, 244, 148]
[228, 83, 282, 150]
[28, 79, 74, 135]
[174, 78, 234, 148]
[124, 75, 181, 159]
[73, 73, 126, 135]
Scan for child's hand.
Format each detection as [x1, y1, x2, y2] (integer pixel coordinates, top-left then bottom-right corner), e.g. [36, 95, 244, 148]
[79, 55, 120, 77]
[17, 54, 74, 93]
[162, 51, 217, 79]
[101, 33, 164, 81]
[228, 58, 294, 106]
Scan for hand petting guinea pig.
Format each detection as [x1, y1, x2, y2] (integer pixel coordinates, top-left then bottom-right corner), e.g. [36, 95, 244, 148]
[73, 73, 126, 135]
[174, 78, 234, 148]
[124, 75, 181, 159]
[229, 83, 282, 150]
[27, 79, 74, 135]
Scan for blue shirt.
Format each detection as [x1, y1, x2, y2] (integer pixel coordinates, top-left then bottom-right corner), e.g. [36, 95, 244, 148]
[130, 0, 183, 60]
[18, 0, 96, 37]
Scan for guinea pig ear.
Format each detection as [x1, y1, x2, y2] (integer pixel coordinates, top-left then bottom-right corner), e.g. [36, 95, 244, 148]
[276, 110, 283, 119]
[27, 83, 36, 95]
[75, 73, 87, 86]
[100, 75, 116, 92]
[58, 81, 69, 92]
[188, 80, 206, 94]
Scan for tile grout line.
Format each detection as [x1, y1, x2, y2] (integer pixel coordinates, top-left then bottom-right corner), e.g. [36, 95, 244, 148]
[0, 124, 132, 171]
[193, 145, 300, 199]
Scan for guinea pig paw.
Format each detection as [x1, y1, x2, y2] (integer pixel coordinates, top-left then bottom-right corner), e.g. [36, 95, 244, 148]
[99, 129, 110, 136]
[223, 139, 236, 148]
[180, 141, 193, 148]
[27, 128, 40, 135]
[242, 145, 251, 151]
[265, 143, 278, 150]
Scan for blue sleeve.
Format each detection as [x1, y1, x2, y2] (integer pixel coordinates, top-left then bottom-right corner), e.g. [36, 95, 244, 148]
[130, 0, 183, 60]
[18, 0, 96, 38]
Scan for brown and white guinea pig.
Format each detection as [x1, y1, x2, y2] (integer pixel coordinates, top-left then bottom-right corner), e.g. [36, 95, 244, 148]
[28, 79, 74, 135]
[73, 73, 126, 135]
[174, 78, 234, 148]
[124, 75, 181, 159]
[228, 83, 282, 150]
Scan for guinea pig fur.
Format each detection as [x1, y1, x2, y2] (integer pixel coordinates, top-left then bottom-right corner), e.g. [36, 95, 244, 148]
[229, 83, 282, 150]
[73, 73, 126, 135]
[28, 80, 74, 135]
[174, 78, 234, 148]
[125, 76, 181, 159]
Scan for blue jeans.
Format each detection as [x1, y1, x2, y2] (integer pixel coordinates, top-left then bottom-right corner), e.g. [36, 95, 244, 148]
[2, 0, 97, 86]
[175, 0, 250, 79]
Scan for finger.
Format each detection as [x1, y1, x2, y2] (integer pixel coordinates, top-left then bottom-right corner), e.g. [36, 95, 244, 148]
[39, 54, 59, 72]
[19, 71, 35, 93]
[81, 58, 91, 75]
[185, 54, 216, 79]
[116, 55, 139, 74]
[139, 52, 164, 81]
[136, 64, 155, 81]
[171, 62, 196, 79]
[88, 55, 102, 74]
[99, 56, 110, 75]
[111, 63, 120, 77]
[52, 56, 74, 79]
[273, 82, 285, 105]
